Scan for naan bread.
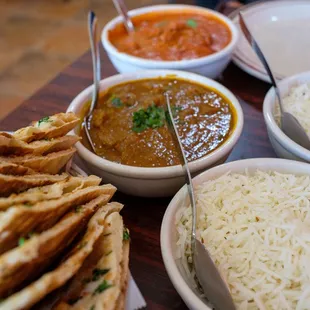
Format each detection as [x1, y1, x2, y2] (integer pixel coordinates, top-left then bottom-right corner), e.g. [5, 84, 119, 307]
[0, 162, 36, 175]
[0, 148, 76, 174]
[13, 113, 79, 143]
[0, 173, 68, 197]
[53, 212, 128, 310]
[0, 204, 115, 310]
[0, 134, 79, 156]
[0, 195, 115, 298]
[0, 184, 116, 253]
[0, 175, 101, 211]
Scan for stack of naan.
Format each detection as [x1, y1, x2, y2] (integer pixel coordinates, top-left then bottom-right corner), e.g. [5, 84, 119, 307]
[0, 113, 130, 310]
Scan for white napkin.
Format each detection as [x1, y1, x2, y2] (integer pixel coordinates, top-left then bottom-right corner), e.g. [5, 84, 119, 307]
[126, 273, 147, 310]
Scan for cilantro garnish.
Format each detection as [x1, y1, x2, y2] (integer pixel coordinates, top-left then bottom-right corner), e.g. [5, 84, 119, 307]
[18, 237, 25, 246]
[123, 227, 130, 241]
[75, 206, 83, 213]
[132, 104, 166, 133]
[111, 96, 124, 108]
[37, 116, 51, 127]
[93, 280, 112, 295]
[186, 19, 197, 28]
[92, 268, 109, 281]
[90, 306, 95, 310]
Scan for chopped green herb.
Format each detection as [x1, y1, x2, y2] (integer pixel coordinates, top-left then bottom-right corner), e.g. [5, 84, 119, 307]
[132, 104, 166, 133]
[77, 241, 87, 249]
[75, 206, 83, 213]
[37, 116, 51, 127]
[123, 227, 130, 241]
[93, 280, 112, 295]
[92, 268, 109, 281]
[18, 237, 25, 246]
[186, 19, 197, 28]
[90, 305, 95, 310]
[111, 97, 124, 108]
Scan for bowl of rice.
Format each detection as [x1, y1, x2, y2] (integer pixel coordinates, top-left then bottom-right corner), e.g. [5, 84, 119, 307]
[161, 158, 310, 309]
[263, 71, 310, 162]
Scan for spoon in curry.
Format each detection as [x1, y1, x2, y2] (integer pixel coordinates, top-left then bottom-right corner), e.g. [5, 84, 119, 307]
[84, 11, 101, 153]
[112, 0, 135, 33]
[239, 13, 310, 150]
[165, 94, 236, 310]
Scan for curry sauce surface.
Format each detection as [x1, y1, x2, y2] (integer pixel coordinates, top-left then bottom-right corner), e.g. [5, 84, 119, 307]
[81, 78, 236, 167]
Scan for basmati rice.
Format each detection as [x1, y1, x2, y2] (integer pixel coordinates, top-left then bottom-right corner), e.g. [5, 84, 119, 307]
[274, 83, 310, 135]
[176, 170, 310, 309]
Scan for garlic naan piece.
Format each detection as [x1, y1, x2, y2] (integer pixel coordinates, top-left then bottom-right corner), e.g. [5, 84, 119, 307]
[0, 175, 101, 211]
[0, 134, 79, 156]
[0, 148, 76, 174]
[53, 211, 129, 310]
[0, 184, 116, 253]
[13, 113, 79, 143]
[0, 195, 113, 298]
[0, 173, 68, 197]
[0, 204, 115, 310]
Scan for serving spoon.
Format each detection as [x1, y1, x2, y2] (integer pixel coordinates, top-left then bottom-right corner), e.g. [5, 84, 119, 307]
[112, 0, 135, 33]
[239, 12, 310, 150]
[165, 94, 236, 310]
[84, 11, 101, 153]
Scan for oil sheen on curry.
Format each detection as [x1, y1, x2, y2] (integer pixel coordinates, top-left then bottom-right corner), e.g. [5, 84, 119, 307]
[108, 12, 231, 61]
[81, 78, 236, 168]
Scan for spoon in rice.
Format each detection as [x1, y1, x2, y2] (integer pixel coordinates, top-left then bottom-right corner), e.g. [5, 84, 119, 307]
[112, 0, 135, 33]
[239, 13, 310, 150]
[84, 11, 101, 153]
[165, 93, 236, 310]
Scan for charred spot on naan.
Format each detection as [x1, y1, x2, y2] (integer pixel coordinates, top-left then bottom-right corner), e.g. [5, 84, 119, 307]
[13, 113, 79, 143]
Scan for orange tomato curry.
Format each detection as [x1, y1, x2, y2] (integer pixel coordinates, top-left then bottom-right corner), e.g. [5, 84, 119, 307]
[108, 11, 231, 61]
[81, 78, 236, 168]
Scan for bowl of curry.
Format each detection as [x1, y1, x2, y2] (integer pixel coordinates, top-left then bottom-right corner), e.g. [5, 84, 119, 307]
[67, 70, 243, 197]
[102, 5, 238, 78]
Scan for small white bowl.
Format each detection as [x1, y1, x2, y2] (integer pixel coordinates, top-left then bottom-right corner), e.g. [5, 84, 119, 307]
[101, 5, 239, 79]
[263, 71, 310, 162]
[67, 70, 243, 197]
[160, 157, 310, 310]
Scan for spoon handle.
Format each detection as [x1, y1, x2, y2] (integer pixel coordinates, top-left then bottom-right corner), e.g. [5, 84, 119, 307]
[239, 12, 284, 114]
[87, 11, 101, 117]
[112, 0, 135, 33]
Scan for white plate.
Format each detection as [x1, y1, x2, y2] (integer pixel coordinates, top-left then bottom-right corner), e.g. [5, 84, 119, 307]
[230, 0, 310, 83]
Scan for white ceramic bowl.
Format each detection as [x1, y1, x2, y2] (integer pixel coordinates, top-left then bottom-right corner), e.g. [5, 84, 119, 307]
[67, 70, 243, 197]
[263, 71, 310, 162]
[160, 157, 310, 310]
[101, 5, 239, 79]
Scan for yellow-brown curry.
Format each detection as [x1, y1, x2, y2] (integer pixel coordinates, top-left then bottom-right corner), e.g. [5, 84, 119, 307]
[81, 78, 236, 167]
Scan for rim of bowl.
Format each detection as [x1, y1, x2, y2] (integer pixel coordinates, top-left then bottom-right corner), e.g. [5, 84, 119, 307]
[263, 71, 310, 160]
[160, 157, 310, 310]
[101, 4, 239, 68]
[67, 70, 244, 179]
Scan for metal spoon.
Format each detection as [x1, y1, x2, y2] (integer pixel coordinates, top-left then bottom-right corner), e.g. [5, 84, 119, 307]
[84, 11, 101, 153]
[239, 12, 310, 150]
[112, 0, 135, 33]
[165, 94, 236, 310]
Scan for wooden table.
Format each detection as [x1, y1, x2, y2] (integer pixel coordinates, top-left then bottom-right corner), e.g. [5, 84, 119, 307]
[0, 50, 277, 309]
